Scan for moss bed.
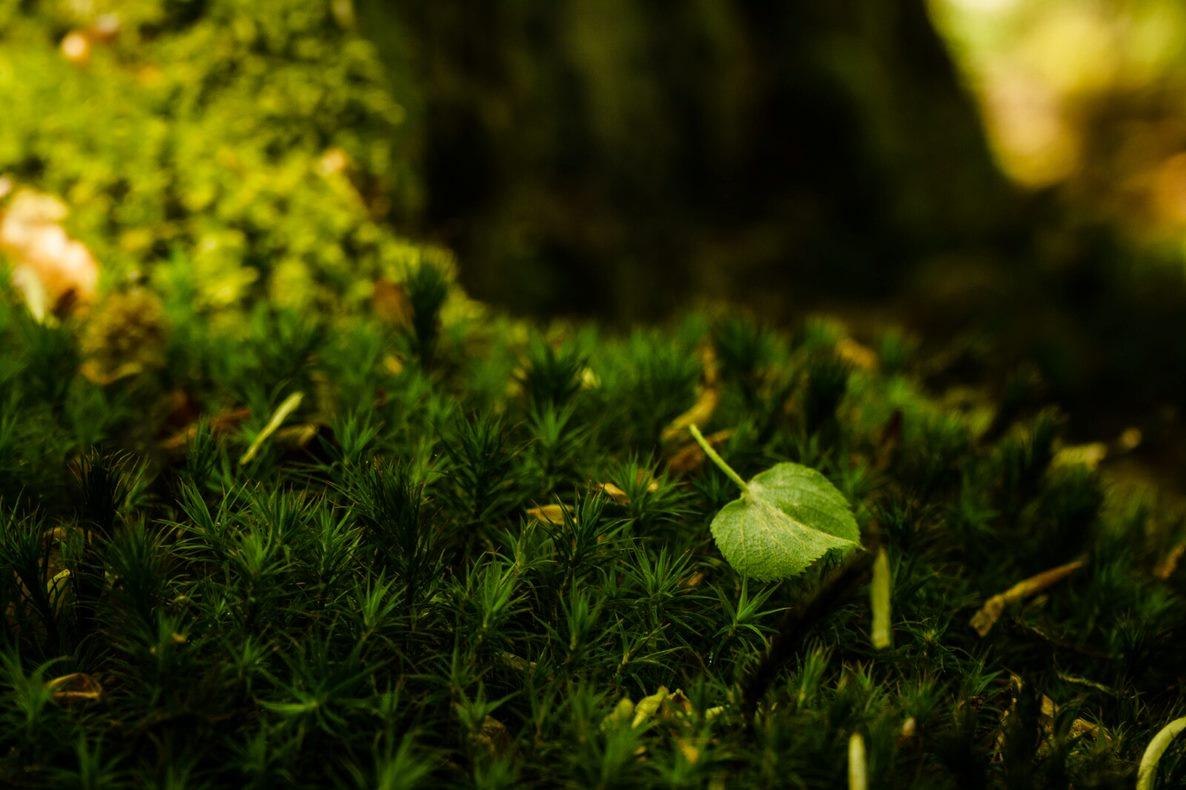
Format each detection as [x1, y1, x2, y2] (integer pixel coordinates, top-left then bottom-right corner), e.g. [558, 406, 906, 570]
[1, 1, 1186, 788]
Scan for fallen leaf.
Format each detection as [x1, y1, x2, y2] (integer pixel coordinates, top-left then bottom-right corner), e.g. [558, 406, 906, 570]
[632, 687, 671, 728]
[382, 354, 405, 375]
[274, 423, 323, 450]
[698, 343, 720, 387]
[970, 558, 1085, 637]
[318, 147, 351, 176]
[1038, 694, 1100, 743]
[875, 410, 902, 471]
[693, 425, 860, 581]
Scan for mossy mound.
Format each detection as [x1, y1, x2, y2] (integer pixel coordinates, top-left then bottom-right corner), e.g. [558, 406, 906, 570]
[0, 0, 423, 315]
[2, 264, 1186, 785]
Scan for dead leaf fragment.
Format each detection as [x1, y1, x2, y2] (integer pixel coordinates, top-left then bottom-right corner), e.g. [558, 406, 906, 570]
[1052, 442, 1107, 470]
[667, 428, 734, 474]
[468, 715, 511, 758]
[159, 407, 251, 454]
[837, 337, 878, 371]
[1154, 541, 1186, 581]
[597, 470, 660, 504]
[373, 278, 412, 328]
[598, 482, 630, 504]
[875, 410, 902, 471]
[661, 387, 720, 445]
[970, 558, 1085, 637]
[0, 189, 100, 316]
[1039, 694, 1101, 742]
[47, 673, 102, 704]
[526, 504, 568, 526]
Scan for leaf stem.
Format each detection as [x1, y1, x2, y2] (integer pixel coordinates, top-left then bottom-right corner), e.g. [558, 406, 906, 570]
[688, 424, 750, 495]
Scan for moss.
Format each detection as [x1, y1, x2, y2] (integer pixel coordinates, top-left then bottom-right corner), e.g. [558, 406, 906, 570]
[0, 2, 1184, 788]
[0, 0, 424, 316]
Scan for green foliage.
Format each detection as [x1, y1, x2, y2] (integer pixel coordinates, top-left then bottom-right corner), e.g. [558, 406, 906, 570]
[0, 0, 428, 314]
[0, 3, 1183, 788]
[0, 254, 1182, 784]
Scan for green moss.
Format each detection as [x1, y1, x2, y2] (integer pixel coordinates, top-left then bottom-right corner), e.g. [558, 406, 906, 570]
[0, 0, 424, 314]
[1, 262, 1184, 785]
[0, 3, 1184, 788]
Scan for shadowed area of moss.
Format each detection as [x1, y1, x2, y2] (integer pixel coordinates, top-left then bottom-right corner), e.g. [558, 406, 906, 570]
[2, 263, 1186, 785]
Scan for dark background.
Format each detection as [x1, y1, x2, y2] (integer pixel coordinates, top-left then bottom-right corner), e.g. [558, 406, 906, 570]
[356, 0, 1186, 453]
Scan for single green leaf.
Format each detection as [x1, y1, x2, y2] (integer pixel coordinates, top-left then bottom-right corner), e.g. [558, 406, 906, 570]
[690, 425, 861, 580]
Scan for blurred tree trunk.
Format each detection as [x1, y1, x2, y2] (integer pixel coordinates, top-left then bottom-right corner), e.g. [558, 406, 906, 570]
[358, 0, 1026, 320]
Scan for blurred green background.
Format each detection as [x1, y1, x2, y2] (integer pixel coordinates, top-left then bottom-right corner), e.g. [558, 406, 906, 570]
[355, 0, 1186, 436]
[4, 0, 1186, 447]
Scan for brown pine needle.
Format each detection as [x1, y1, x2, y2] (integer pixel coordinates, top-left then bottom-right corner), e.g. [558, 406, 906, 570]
[970, 558, 1086, 637]
[47, 672, 102, 704]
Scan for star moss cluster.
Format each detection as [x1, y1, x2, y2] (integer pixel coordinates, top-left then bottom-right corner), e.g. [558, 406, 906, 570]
[1, 1, 1185, 788]
[2, 275, 1185, 786]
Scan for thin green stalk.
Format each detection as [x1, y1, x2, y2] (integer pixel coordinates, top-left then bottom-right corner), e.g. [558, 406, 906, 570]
[688, 424, 750, 496]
